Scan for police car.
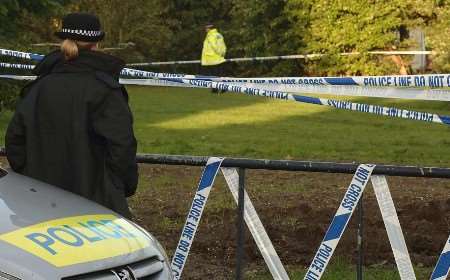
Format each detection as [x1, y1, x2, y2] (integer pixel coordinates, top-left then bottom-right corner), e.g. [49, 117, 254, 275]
[0, 167, 173, 280]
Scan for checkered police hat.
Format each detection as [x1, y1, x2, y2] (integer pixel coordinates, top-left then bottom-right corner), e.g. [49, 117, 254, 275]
[55, 13, 105, 42]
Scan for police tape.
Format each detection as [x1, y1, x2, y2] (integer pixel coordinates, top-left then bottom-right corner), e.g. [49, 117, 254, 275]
[370, 176, 416, 280]
[0, 48, 206, 80]
[3, 66, 450, 102]
[220, 74, 450, 88]
[2, 47, 448, 89]
[0, 62, 35, 70]
[0, 74, 36, 80]
[0, 74, 197, 87]
[171, 157, 224, 279]
[5, 53, 449, 93]
[6, 72, 450, 104]
[120, 78, 197, 88]
[120, 67, 208, 81]
[127, 50, 433, 66]
[3, 48, 450, 125]
[0, 48, 44, 61]
[3, 73, 450, 126]
[90, 76, 450, 102]
[180, 79, 450, 126]
[0, 74, 196, 87]
[431, 234, 450, 280]
[217, 82, 450, 102]
[221, 167, 289, 280]
[303, 164, 375, 280]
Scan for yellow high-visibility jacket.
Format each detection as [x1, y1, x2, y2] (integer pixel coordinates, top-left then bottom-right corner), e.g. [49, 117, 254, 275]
[201, 28, 226, 66]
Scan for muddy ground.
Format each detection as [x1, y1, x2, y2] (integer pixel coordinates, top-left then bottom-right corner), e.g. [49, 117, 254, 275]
[130, 164, 449, 279]
[0, 157, 448, 279]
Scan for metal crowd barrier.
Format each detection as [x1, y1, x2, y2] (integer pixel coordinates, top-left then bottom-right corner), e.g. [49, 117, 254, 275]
[1, 149, 449, 279]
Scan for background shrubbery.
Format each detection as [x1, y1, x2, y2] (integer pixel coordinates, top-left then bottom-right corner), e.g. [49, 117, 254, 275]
[0, 80, 24, 110]
[2, 0, 450, 110]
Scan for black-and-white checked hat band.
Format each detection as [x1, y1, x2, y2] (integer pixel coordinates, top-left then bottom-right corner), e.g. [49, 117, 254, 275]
[55, 13, 105, 42]
[61, 29, 103, 37]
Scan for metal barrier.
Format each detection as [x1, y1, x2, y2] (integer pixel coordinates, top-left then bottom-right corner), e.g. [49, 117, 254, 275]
[134, 154, 450, 280]
[135, 153, 450, 178]
[1, 149, 449, 279]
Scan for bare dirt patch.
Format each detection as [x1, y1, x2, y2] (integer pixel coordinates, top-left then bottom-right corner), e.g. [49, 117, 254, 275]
[130, 164, 450, 279]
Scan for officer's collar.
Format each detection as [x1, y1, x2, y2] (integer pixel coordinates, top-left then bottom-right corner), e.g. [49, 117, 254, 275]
[33, 50, 125, 79]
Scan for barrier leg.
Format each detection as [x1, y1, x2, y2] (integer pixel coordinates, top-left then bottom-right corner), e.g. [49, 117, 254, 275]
[303, 164, 376, 280]
[236, 168, 246, 280]
[171, 157, 224, 279]
[371, 175, 416, 280]
[357, 194, 364, 280]
[222, 167, 290, 280]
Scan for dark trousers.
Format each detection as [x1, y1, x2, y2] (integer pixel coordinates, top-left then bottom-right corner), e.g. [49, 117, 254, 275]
[202, 65, 224, 93]
[202, 64, 222, 77]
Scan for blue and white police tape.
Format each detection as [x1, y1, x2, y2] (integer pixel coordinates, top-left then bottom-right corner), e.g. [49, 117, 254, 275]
[303, 164, 375, 280]
[0, 62, 35, 70]
[118, 77, 439, 100]
[127, 50, 433, 67]
[0, 48, 44, 61]
[3, 48, 450, 125]
[4, 47, 448, 89]
[0, 49, 442, 91]
[222, 82, 450, 102]
[431, 234, 450, 280]
[3, 71, 450, 126]
[0, 75, 198, 88]
[120, 78, 197, 88]
[176, 79, 450, 126]
[3, 65, 450, 102]
[171, 157, 224, 279]
[0, 65, 192, 84]
[0, 48, 206, 80]
[0, 74, 198, 88]
[64, 67, 450, 125]
[2, 47, 450, 90]
[220, 74, 450, 88]
[122, 77, 450, 102]
[0, 75, 36, 80]
[370, 176, 416, 280]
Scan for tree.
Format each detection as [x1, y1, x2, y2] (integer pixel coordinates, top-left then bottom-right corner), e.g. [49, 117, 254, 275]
[287, 0, 405, 75]
[65, 0, 172, 62]
[0, 0, 69, 47]
[227, 0, 307, 76]
[0, 0, 69, 111]
[420, 0, 450, 72]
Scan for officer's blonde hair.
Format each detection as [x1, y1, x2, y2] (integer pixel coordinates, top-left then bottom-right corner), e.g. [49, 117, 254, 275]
[61, 39, 97, 60]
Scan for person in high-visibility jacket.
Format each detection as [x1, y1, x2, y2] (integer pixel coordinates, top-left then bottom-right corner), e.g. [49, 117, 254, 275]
[201, 24, 226, 93]
[201, 24, 226, 66]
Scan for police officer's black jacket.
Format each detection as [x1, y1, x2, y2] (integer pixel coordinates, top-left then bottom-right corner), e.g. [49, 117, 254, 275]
[5, 50, 138, 218]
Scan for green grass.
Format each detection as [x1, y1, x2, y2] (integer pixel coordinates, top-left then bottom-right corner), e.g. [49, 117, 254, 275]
[1, 85, 449, 166]
[129, 86, 450, 166]
[246, 259, 432, 279]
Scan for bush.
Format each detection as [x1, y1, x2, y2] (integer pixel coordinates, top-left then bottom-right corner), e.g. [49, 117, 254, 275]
[0, 79, 25, 111]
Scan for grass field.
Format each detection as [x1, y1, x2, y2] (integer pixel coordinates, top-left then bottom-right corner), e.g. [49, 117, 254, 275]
[2, 85, 449, 166]
[130, 86, 450, 166]
[0, 85, 448, 279]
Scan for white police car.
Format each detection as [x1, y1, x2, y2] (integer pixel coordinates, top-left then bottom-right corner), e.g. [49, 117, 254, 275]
[0, 167, 173, 280]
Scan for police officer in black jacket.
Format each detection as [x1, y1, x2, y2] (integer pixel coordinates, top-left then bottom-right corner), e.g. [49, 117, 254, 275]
[5, 13, 138, 218]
